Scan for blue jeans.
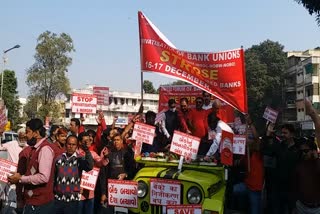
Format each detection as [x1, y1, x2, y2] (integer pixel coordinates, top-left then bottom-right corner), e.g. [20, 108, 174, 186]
[233, 182, 262, 214]
[78, 198, 94, 214]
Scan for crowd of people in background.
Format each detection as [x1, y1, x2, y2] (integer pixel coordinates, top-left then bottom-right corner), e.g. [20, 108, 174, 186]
[0, 90, 319, 214]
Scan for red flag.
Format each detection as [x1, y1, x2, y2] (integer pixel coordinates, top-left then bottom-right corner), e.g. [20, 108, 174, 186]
[138, 11, 248, 113]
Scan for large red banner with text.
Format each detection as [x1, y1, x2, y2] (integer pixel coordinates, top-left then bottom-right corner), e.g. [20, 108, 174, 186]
[139, 11, 247, 113]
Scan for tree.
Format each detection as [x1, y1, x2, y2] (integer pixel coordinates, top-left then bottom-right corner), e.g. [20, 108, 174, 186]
[143, 80, 157, 94]
[26, 31, 74, 120]
[245, 40, 287, 132]
[0, 70, 21, 130]
[23, 95, 41, 119]
[295, 0, 320, 26]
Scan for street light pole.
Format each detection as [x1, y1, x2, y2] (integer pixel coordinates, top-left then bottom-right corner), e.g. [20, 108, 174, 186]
[1, 45, 20, 99]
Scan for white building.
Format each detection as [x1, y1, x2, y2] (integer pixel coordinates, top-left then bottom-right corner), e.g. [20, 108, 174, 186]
[283, 48, 320, 131]
[18, 97, 27, 118]
[65, 86, 159, 126]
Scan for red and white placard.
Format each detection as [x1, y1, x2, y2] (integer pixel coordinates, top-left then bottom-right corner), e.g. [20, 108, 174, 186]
[80, 167, 100, 191]
[220, 130, 234, 166]
[134, 141, 143, 159]
[71, 93, 97, 114]
[0, 102, 7, 128]
[263, 106, 278, 124]
[167, 205, 202, 214]
[131, 122, 156, 145]
[108, 179, 138, 208]
[233, 135, 246, 155]
[150, 178, 181, 206]
[170, 131, 200, 159]
[93, 86, 109, 106]
[0, 158, 17, 183]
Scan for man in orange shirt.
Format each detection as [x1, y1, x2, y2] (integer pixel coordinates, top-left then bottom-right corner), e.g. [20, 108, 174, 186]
[233, 116, 264, 214]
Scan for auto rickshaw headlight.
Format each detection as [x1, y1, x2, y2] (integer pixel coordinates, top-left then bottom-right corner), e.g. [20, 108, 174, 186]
[187, 186, 202, 204]
[138, 180, 148, 198]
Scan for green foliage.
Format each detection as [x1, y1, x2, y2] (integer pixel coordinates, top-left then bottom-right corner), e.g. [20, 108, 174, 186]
[23, 95, 40, 119]
[245, 40, 287, 132]
[0, 70, 21, 130]
[143, 80, 157, 94]
[26, 31, 74, 120]
[295, 0, 320, 26]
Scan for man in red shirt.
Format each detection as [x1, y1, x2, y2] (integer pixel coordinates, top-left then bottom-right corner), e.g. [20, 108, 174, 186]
[189, 97, 209, 139]
[178, 98, 193, 134]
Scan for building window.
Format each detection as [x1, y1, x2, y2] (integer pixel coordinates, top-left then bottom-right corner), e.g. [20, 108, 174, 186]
[126, 99, 128, 105]
[109, 97, 113, 104]
[65, 109, 70, 118]
[305, 85, 313, 97]
[120, 98, 125, 105]
[132, 99, 137, 106]
[313, 83, 319, 95]
[114, 98, 118, 105]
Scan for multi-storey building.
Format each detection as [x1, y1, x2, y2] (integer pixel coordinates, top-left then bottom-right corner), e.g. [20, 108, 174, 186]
[65, 85, 159, 126]
[283, 48, 320, 132]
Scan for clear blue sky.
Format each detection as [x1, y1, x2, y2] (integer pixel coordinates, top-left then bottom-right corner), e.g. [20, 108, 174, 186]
[1, 0, 320, 98]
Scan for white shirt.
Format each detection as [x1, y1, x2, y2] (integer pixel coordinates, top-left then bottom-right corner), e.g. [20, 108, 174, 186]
[202, 102, 213, 110]
[206, 120, 233, 156]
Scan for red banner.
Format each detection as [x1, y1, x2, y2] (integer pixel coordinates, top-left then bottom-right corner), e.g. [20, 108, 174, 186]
[159, 85, 235, 123]
[138, 11, 247, 113]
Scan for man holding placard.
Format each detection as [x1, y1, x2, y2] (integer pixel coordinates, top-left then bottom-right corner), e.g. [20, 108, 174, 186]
[8, 119, 55, 214]
[204, 112, 234, 159]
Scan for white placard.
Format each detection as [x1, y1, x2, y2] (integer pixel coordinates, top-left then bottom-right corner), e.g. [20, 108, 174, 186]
[150, 178, 181, 206]
[71, 93, 97, 114]
[233, 135, 246, 155]
[80, 167, 100, 191]
[170, 131, 200, 160]
[131, 122, 156, 145]
[167, 205, 202, 214]
[0, 158, 17, 183]
[263, 106, 278, 124]
[237, 124, 247, 135]
[108, 179, 138, 208]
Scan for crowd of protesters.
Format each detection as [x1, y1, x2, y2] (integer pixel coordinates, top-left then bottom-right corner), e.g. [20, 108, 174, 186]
[1, 90, 319, 214]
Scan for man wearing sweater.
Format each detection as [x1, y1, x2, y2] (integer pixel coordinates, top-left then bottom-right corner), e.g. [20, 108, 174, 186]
[8, 119, 56, 214]
[54, 135, 94, 213]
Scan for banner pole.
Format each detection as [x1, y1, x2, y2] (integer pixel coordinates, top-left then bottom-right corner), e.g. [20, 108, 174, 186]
[141, 71, 144, 105]
[138, 11, 144, 106]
